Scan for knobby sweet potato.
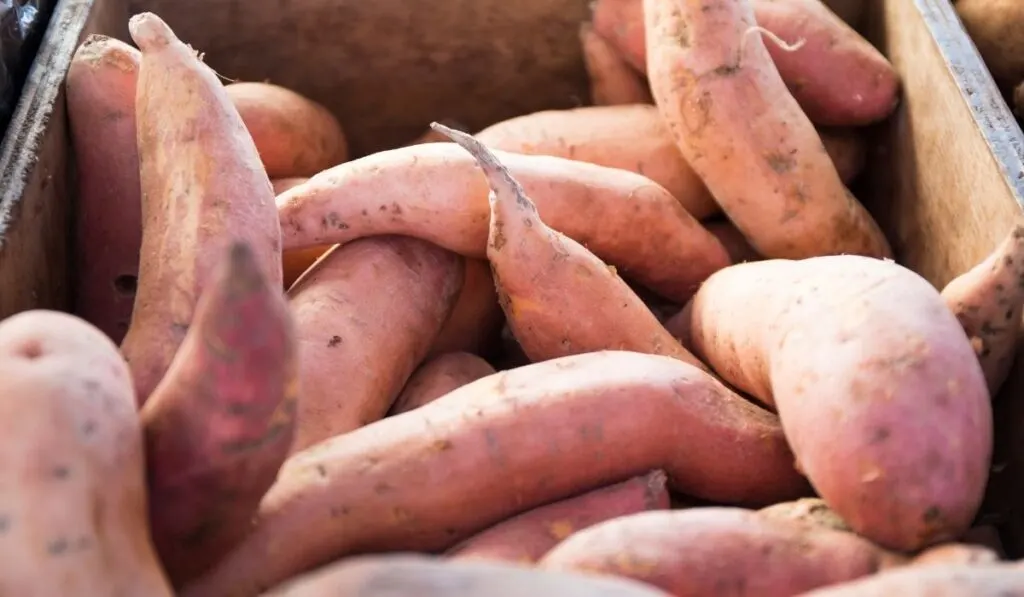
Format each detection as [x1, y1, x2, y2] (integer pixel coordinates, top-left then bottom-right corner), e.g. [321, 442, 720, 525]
[448, 471, 670, 563]
[288, 236, 464, 450]
[263, 555, 673, 597]
[276, 142, 729, 303]
[67, 36, 142, 345]
[428, 259, 504, 358]
[389, 352, 496, 415]
[0, 311, 172, 596]
[180, 351, 808, 597]
[226, 81, 348, 178]
[941, 223, 1024, 395]
[684, 256, 993, 550]
[757, 498, 851, 533]
[119, 13, 282, 405]
[645, 0, 891, 260]
[437, 123, 709, 369]
[273, 178, 336, 289]
[141, 242, 298, 587]
[540, 507, 901, 597]
[796, 564, 1024, 596]
[579, 23, 653, 106]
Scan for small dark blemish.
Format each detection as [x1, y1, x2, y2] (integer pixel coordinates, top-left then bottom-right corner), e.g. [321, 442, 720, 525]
[52, 465, 70, 480]
[327, 335, 342, 348]
[316, 464, 328, 478]
[47, 538, 69, 555]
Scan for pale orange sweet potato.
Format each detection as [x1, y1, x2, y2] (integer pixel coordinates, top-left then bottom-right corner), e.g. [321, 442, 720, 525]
[684, 256, 992, 550]
[645, 0, 891, 259]
[276, 142, 730, 302]
[757, 498, 851, 533]
[67, 36, 141, 345]
[428, 258, 504, 357]
[540, 508, 901, 597]
[796, 564, 1024, 596]
[180, 351, 808, 597]
[288, 236, 464, 450]
[263, 555, 673, 597]
[119, 13, 282, 405]
[448, 471, 670, 563]
[0, 311, 172, 595]
[141, 242, 298, 587]
[438, 123, 709, 369]
[580, 23, 653, 106]
[226, 81, 348, 178]
[941, 223, 1024, 395]
[273, 178, 335, 289]
[389, 352, 496, 415]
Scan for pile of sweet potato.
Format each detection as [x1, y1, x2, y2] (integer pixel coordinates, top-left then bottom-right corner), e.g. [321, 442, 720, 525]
[5, 1, 1024, 595]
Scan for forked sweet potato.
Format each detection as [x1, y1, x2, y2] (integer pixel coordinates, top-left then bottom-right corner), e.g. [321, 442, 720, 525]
[428, 258, 504, 357]
[389, 352, 496, 415]
[645, 0, 891, 259]
[180, 351, 808, 597]
[941, 223, 1024, 395]
[226, 82, 348, 178]
[262, 555, 672, 597]
[796, 564, 1024, 596]
[67, 36, 142, 345]
[540, 508, 902, 596]
[757, 498, 851, 532]
[448, 471, 670, 563]
[276, 142, 730, 303]
[684, 256, 992, 550]
[141, 242, 298, 587]
[273, 178, 335, 289]
[437, 123, 709, 369]
[0, 311, 172, 595]
[579, 23, 653, 106]
[119, 13, 282, 405]
[288, 236, 463, 450]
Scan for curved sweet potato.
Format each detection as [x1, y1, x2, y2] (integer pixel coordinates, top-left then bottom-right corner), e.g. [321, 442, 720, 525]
[580, 23, 653, 106]
[180, 351, 808, 597]
[120, 13, 282, 405]
[645, 0, 891, 259]
[428, 259, 504, 358]
[288, 236, 464, 450]
[273, 178, 335, 289]
[796, 564, 1024, 596]
[685, 256, 992, 550]
[276, 142, 730, 302]
[389, 352, 496, 415]
[757, 498, 851, 532]
[0, 311, 172, 595]
[67, 36, 141, 345]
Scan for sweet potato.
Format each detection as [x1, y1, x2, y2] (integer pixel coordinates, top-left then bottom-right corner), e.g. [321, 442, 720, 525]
[645, 0, 891, 260]
[593, 0, 900, 126]
[704, 219, 761, 264]
[940, 223, 1024, 395]
[757, 498, 851, 532]
[276, 142, 729, 303]
[819, 128, 867, 184]
[67, 36, 141, 345]
[684, 255, 993, 550]
[263, 555, 673, 597]
[955, 0, 1024, 91]
[288, 236, 463, 450]
[795, 564, 1024, 596]
[448, 471, 670, 563]
[540, 508, 901, 597]
[909, 543, 1001, 567]
[428, 258, 504, 357]
[180, 351, 808, 597]
[437, 124, 709, 368]
[226, 81, 348, 178]
[580, 23, 653, 106]
[389, 352, 496, 415]
[119, 13, 282, 405]
[0, 311, 172, 595]
[140, 242, 297, 586]
[273, 178, 335, 289]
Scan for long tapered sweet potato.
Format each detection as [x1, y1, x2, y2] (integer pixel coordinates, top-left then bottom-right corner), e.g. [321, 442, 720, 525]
[263, 555, 673, 597]
[389, 352, 496, 415]
[448, 471, 670, 563]
[645, 0, 891, 260]
[67, 36, 142, 345]
[0, 311, 172, 596]
[288, 236, 463, 450]
[276, 142, 730, 302]
[437, 123, 708, 369]
[119, 13, 282, 405]
[141, 242, 298, 587]
[540, 508, 902, 596]
[684, 256, 992, 550]
[180, 351, 808, 597]
[428, 258, 504, 357]
[940, 223, 1024, 395]
[795, 565, 1024, 596]
[580, 23, 653, 107]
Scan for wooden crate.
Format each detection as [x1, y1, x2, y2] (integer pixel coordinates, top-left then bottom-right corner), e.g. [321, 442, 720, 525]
[2, 0, 1024, 554]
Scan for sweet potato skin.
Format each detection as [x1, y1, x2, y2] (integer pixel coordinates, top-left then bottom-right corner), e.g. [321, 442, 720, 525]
[180, 351, 808, 597]
[427, 259, 504, 357]
[0, 311, 172, 596]
[226, 82, 348, 178]
[796, 565, 1024, 596]
[757, 498, 851, 532]
[67, 36, 142, 345]
[579, 23, 653, 106]
[685, 256, 992, 550]
[448, 471, 670, 563]
[288, 236, 464, 450]
[389, 352, 496, 415]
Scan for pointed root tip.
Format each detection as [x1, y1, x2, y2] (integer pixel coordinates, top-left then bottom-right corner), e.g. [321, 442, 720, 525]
[128, 12, 177, 52]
